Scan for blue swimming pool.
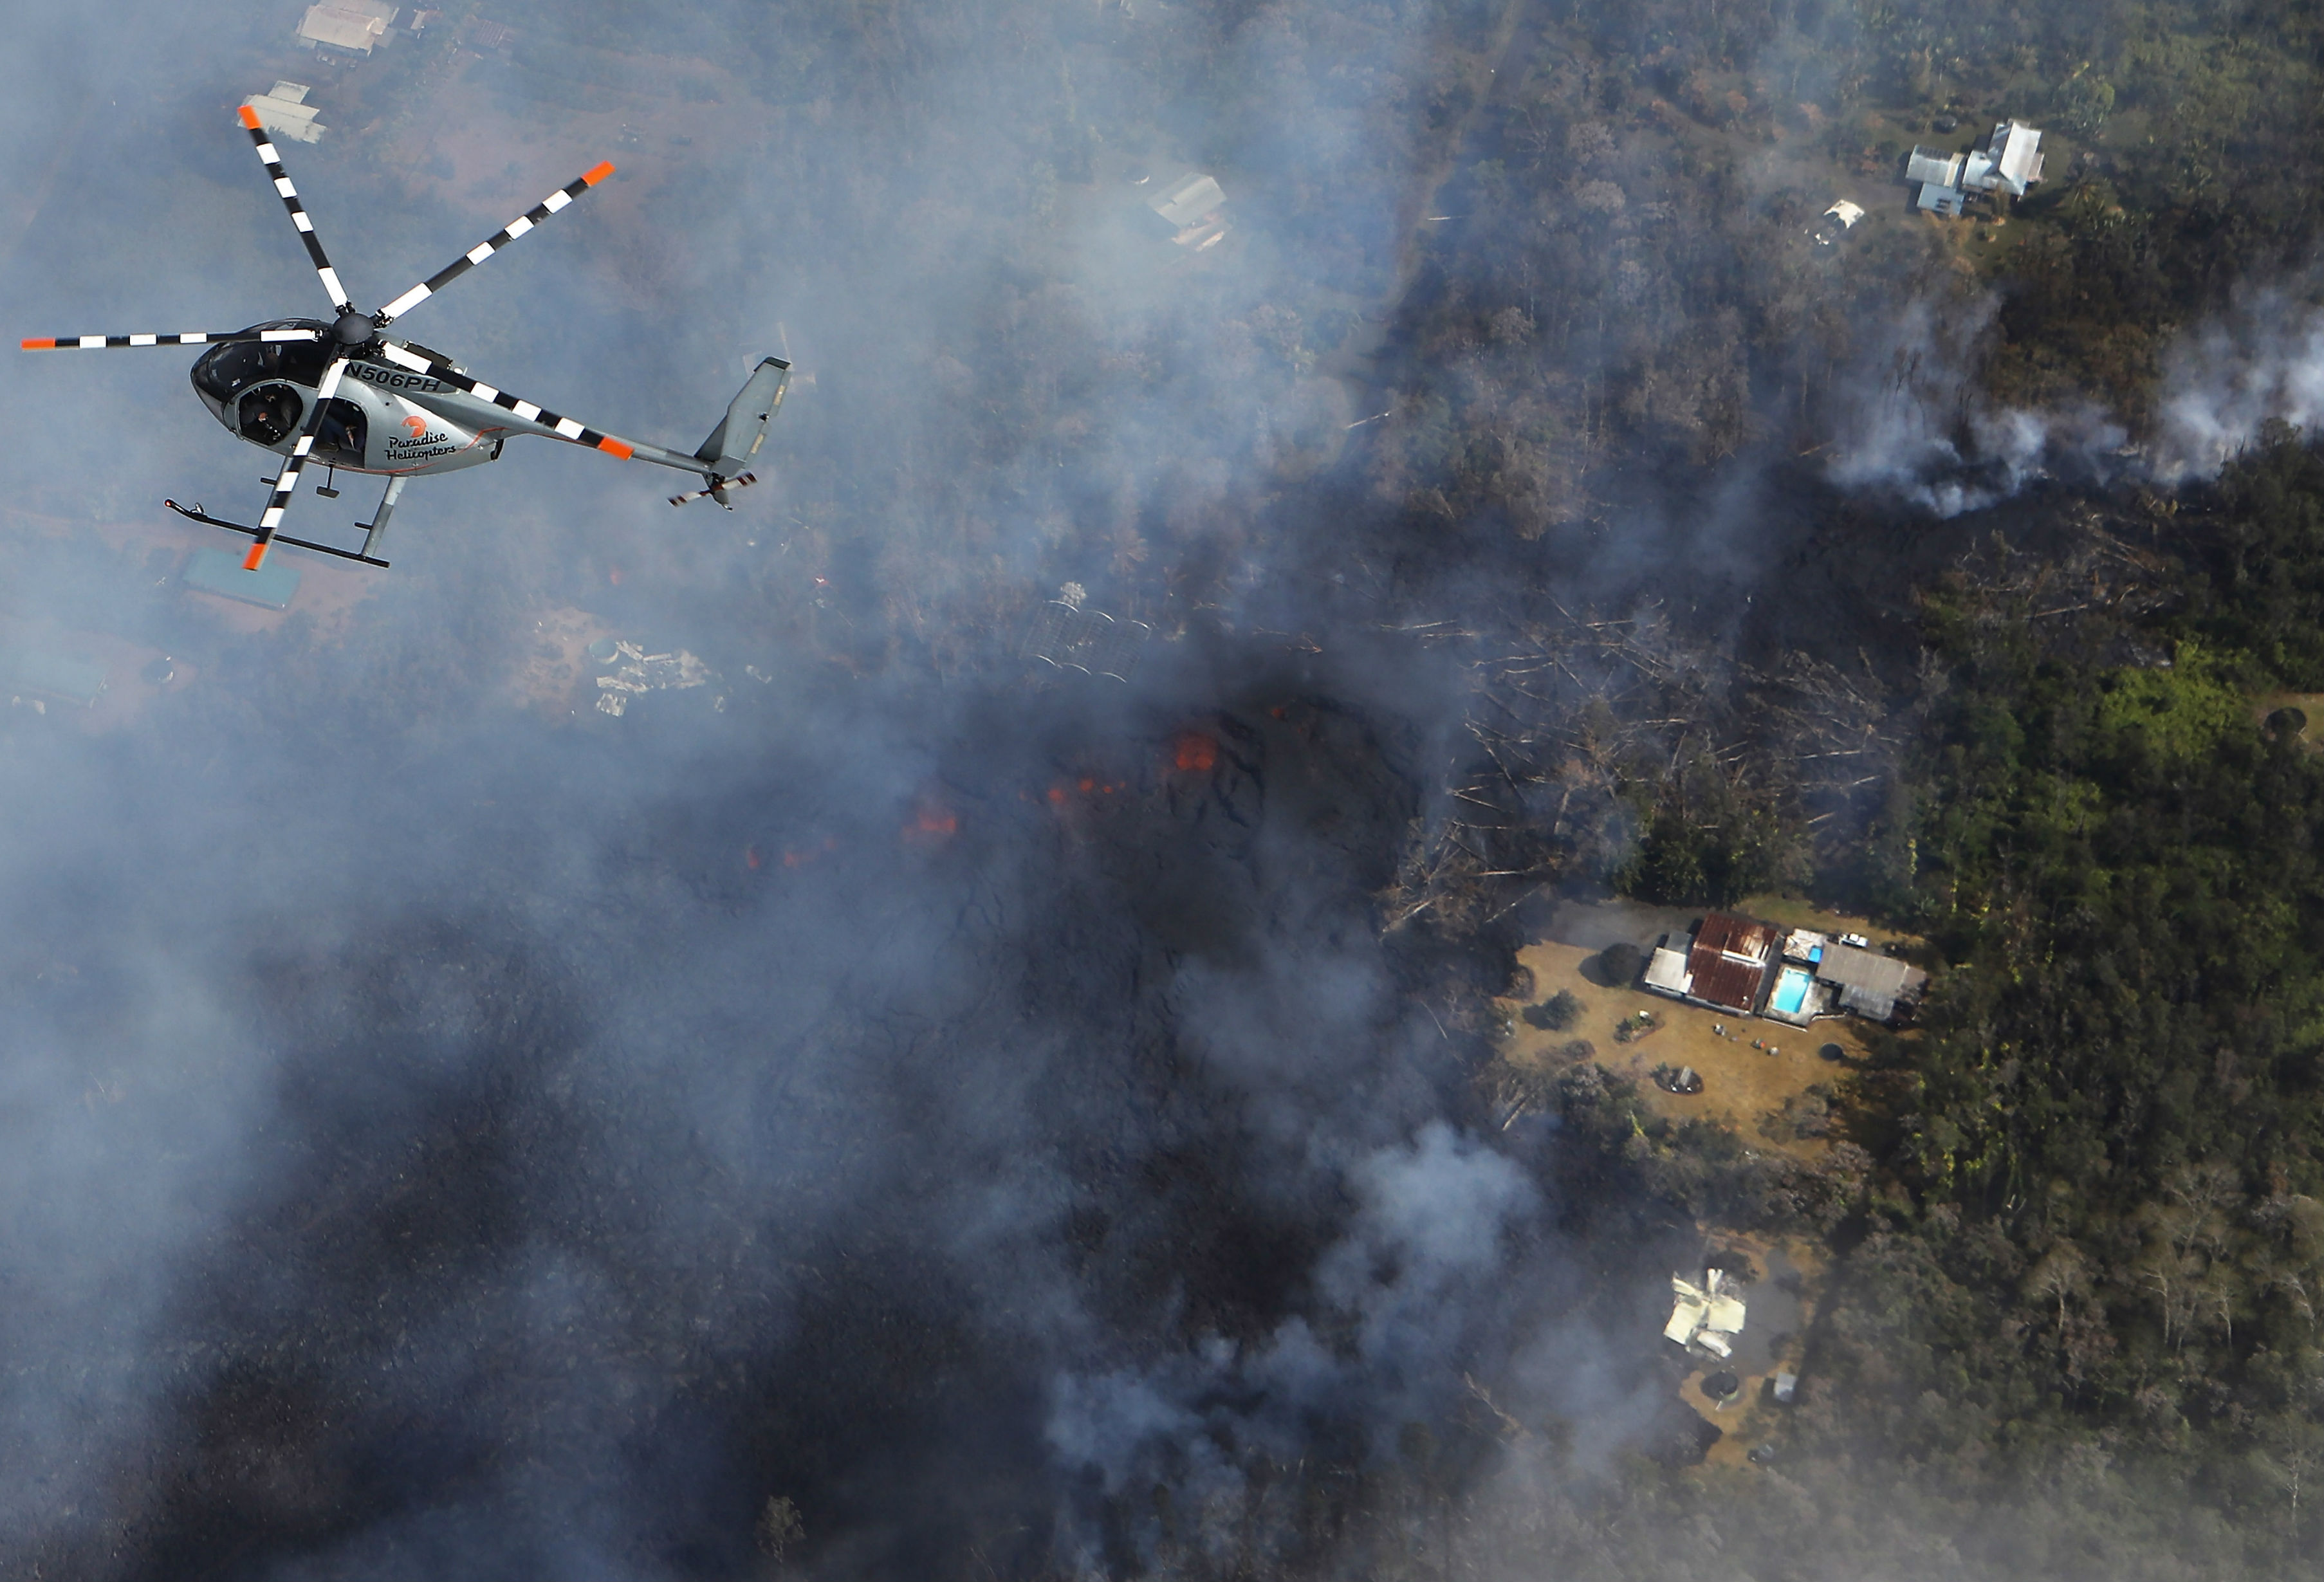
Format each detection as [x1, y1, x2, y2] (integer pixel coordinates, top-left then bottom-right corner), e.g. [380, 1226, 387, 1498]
[1771, 966, 1813, 1016]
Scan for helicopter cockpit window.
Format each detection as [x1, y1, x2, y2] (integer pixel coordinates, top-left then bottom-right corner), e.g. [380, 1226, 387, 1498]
[237, 383, 304, 446]
[191, 324, 333, 403]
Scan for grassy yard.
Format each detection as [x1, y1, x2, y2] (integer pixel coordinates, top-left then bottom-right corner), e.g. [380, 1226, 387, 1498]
[1500, 940, 1866, 1159]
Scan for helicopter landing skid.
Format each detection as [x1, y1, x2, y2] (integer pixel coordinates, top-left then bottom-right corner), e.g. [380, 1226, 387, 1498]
[164, 499, 391, 568]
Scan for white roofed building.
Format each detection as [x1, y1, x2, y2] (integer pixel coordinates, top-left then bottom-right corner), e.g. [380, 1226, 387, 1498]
[1910, 120, 2045, 216]
[1665, 1269, 1749, 1358]
[1982, 120, 2047, 194]
[1812, 199, 1865, 244]
[244, 82, 326, 143]
[299, 1, 400, 57]
[1815, 942, 1928, 1022]
[1147, 172, 1228, 248]
[1644, 943, 1693, 997]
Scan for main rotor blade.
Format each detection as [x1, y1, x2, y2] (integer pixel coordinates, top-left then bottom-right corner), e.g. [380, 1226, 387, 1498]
[377, 160, 616, 324]
[21, 328, 322, 350]
[244, 355, 349, 572]
[376, 342, 638, 459]
[237, 105, 355, 316]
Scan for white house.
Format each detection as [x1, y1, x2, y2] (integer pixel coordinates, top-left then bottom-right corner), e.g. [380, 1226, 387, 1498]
[298, 1, 400, 57]
[1910, 120, 2045, 216]
[244, 82, 325, 143]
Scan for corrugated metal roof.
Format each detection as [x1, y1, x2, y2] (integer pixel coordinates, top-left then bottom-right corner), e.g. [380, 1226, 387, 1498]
[1815, 944, 1926, 1018]
[1815, 943, 1918, 994]
[1686, 953, 1767, 1011]
[1905, 149, 1961, 188]
[1991, 121, 2044, 192]
[1644, 946, 1693, 995]
[1694, 912, 1776, 964]
[1148, 173, 1225, 230]
[298, 5, 390, 51]
[1686, 912, 1776, 1009]
[247, 87, 326, 142]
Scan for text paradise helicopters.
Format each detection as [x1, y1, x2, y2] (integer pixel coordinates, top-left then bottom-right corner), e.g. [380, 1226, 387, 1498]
[19, 105, 788, 571]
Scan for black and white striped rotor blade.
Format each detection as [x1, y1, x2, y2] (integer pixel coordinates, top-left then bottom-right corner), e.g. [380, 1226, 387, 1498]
[243, 355, 349, 573]
[669, 472, 756, 508]
[238, 105, 355, 316]
[377, 160, 616, 324]
[375, 342, 640, 459]
[20, 328, 322, 351]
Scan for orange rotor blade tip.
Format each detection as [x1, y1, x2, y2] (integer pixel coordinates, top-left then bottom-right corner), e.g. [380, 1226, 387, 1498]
[21, 337, 55, 350]
[584, 161, 616, 185]
[598, 437, 635, 459]
[237, 104, 263, 129]
[242, 543, 268, 571]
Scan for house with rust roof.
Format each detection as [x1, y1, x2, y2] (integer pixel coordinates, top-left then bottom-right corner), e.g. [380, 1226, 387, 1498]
[1645, 913, 1927, 1027]
[1641, 911, 1779, 1015]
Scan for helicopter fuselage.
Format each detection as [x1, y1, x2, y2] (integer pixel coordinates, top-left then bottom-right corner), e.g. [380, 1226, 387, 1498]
[190, 320, 581, 479]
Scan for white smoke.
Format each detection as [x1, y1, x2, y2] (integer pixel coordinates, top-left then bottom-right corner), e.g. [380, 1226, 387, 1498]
[2152, 290, 2324, 479]
[1825, 287, 2324, 513]
[1826, 297, 2128, 517]
[1043, 1123, 1540, 1563]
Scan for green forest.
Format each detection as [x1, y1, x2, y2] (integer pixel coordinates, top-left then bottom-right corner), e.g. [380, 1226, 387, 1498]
[1526, 437, 2324, 1578]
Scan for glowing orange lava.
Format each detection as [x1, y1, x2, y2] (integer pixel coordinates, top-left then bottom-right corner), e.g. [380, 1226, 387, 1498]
[1173, 733, 1219, 773]
[780, 834, 840, 868]
[904, 802, 959, 843]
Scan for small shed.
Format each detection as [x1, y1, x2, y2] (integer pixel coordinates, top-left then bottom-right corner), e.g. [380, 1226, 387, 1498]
[1812, 199, 1864, 244]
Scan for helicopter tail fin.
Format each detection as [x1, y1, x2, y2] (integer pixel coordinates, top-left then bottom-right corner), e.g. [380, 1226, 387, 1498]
[694, 356, 790, 479]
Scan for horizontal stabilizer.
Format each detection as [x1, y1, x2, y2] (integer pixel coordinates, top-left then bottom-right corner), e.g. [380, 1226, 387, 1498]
[696, 356, 790, 477]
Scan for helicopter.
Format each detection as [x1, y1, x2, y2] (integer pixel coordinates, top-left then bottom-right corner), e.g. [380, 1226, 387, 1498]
[19, 104, 789, 572]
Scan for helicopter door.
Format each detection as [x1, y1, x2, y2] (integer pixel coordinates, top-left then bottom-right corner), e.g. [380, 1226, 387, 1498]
[316, 397, 367, 466]
[236, 383, 303, 446]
